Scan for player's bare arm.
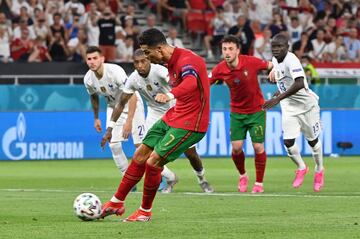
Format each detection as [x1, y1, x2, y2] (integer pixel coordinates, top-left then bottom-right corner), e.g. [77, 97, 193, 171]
[90, 94, 102, 132]
[262, 77, 305, 110]
[122, 94, 137, 139]
[100, 92, 133, 148]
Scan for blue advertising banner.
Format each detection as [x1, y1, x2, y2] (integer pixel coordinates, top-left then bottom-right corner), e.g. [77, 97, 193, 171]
[0, 110, 358, 160]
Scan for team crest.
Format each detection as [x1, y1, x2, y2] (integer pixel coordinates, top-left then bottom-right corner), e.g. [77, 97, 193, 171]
[173, 73, 176, 78]
[243, 69, 248, 77]
[146, 84, 153, 91]
[100, 86, 107, 93]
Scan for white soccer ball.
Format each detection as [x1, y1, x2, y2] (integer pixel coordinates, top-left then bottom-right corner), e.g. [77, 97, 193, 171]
[73, 193, 102, 221]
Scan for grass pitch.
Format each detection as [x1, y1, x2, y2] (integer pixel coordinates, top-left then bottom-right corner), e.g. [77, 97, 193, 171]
[0, 157, 359, 239]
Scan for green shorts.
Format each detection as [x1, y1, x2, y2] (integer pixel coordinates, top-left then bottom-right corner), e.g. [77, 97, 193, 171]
[230, 111, 266, 143]
[143, 119, 205, 163]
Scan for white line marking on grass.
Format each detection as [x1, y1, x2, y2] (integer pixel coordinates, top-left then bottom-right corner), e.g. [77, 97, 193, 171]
[1, 188, 360, 198]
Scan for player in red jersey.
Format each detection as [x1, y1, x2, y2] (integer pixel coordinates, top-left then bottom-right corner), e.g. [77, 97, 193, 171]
[100, 28, 210, 222]
[210, 35, 273, 193]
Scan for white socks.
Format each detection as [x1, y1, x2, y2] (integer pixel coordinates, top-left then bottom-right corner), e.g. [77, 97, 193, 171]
[161, 165, 176, 181]
[311, 140, 324, 172]
[286, 143, 307, 170]
[110, 196, 123, 203]
[109, 142, 128, 175]
[194, 168, 206, 183]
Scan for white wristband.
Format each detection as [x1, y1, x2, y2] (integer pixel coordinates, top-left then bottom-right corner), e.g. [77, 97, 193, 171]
[108, 121, 116, 129]
[166, 93, 175, 100]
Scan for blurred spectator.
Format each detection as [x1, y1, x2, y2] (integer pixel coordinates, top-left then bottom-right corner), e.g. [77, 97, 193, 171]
[116, 35, 133, 62]
[10, 0, 30, 17]
[0, 0, 12, 19]
[269, 12, 287, 37]
[287, 16, 302, 44]
[65, 13, 82, 40]
[0, 26, 11, 62]
[323, 35, 348, 62]
[33, 13, 49, 44]
[64, 0, 85, 16]
[84, 2, 100, 46]
[292, 32, 312, 59]
[301, 55, 320, 84]
[28, 36, 52, 62]
[108, 0, 124, 14]
[10, 28, 33, 61]
[204, 6, 231, 59]
[98, 7, 116, 61]
[160, 0, 188, 30]
[248, 0, 274, 29]
[120, 3, 139, 27]
[141, 14, 157, 33]
[166, 27, 184, 48]
[13, 18, 36, 40]
[254, 28, 272, 60]
[309, 29, 327, 62]
[67, 27, 87, 62]
[123, 15, 140, 48]
[28, 0, 43, 19]
[48, 31, 69, 61]
[0, 12, 12, 37]
[343, 27, 360, 62]
[228, 14, 254, 55]
[50, 13, 66, 41]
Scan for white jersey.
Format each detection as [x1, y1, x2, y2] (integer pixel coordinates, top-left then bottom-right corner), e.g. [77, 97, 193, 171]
[84, 63, 143, 111]
[124, 64, 174, 115]
[272, 52, 319, 116]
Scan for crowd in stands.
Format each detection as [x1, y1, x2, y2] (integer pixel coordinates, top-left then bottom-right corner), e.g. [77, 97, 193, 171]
[0, 0, 359, 64]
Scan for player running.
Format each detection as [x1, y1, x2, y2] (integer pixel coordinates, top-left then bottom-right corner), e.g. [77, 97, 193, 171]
[263, 33, 324, 192]
[84, 46, 145, 177]
[100, 28, 210, 222]
[210, 35, 273, 193]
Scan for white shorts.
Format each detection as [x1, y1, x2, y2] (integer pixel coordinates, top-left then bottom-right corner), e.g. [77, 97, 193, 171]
[106, 105, 146, 144]
[145, 107, 164, 130]
[282, 105, 321, 141]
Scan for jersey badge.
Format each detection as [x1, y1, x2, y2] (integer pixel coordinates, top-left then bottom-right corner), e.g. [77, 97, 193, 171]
[100, 86, 107, 93]
[154, 81, 159, 86]
[146, 84, 153, 91]
[108, 84, 113, 88]
[234, 78, 241, 84]
[243, 69, 248, 77]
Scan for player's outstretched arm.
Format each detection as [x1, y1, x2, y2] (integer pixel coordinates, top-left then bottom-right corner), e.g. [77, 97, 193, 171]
[100, 92, 133, 148]
[90, 94, 102, 132]
[122, 94, 137, 139]
[262, 77, 305, 110]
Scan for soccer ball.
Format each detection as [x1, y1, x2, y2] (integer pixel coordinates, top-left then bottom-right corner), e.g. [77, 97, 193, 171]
[73, 193, 102, 221]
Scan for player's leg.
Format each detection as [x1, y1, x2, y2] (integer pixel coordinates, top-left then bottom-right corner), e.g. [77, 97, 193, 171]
[183, 146, 214, 193]
[283, 115, 308, 188]
[125, 121, 206, 222]
[101, 144, 153, 218]
[302, 105, 324, 191]
[248, 111, 267, 193]
[106, 107, 129, 175]
[230, 112, 248, 192]
[145, 108, 177, 193]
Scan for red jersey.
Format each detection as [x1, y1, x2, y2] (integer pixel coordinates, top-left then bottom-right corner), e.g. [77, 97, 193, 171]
[163, 47, 210, 133]
[210, 55, 268, 114]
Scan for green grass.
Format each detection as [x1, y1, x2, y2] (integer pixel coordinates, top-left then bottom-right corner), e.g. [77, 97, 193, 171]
[0, 157, 359, 239]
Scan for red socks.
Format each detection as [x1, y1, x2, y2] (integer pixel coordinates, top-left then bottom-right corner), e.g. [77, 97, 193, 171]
[114, 160, 145, 201]
[141, 163, 163, 210]
[255, 151, 267, 183]
[232, 151, 246, 175]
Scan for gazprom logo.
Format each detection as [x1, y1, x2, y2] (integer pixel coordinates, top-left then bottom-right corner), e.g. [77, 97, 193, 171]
[2, 113, 84, 160]
[2, 113, 27, 160]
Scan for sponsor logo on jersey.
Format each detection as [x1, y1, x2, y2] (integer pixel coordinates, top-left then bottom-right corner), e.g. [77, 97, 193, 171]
[293, 68, 302, 72]
[100, 86, 107, 93]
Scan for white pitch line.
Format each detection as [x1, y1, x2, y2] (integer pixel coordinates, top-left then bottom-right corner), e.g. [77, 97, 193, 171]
[0, 188, 360, 198]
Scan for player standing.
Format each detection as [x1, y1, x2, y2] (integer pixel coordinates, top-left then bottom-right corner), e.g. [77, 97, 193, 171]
[102, 49, 214, 193]
[263, 33, 324, 192]
[100, 28, 210, 222]
[84, 46, 145, 176]
[210, 35, 272, 193]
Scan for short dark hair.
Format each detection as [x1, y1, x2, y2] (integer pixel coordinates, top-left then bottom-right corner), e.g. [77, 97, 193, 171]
[220, 35, 241, 48]
[86, 46, 102, 55]
[133, 48, 146, 58]
[138, 28, 167, 47]
[272, 33, 289, 45]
